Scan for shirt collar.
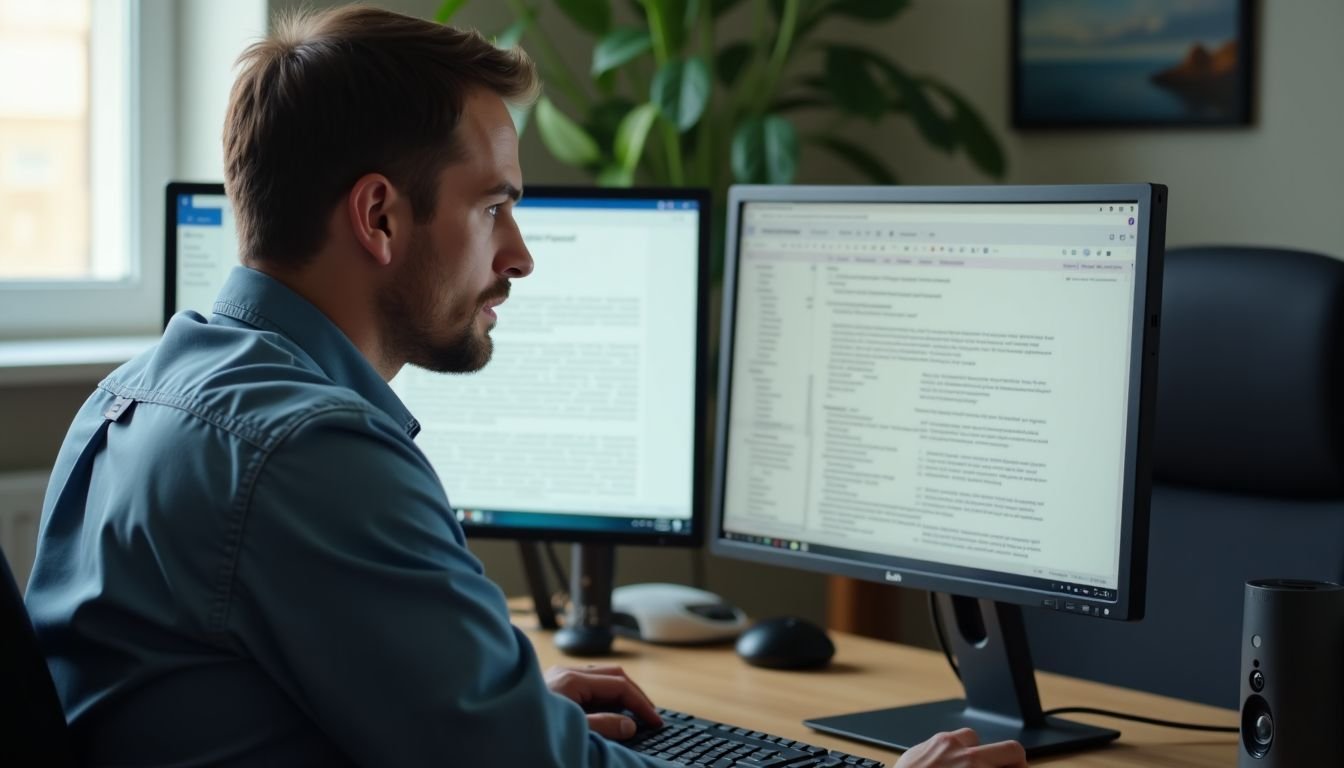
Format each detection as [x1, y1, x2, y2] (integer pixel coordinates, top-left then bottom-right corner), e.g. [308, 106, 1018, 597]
[212, 266, 421, 438]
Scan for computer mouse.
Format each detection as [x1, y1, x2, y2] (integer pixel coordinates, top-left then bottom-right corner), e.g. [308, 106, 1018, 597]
[735, 616, 835, 670]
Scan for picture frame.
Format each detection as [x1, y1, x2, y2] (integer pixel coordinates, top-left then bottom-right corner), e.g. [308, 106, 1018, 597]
[1012, 0, 1254, 128]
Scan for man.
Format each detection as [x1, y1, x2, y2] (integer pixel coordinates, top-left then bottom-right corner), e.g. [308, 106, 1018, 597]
[26, 6, 1027, 767]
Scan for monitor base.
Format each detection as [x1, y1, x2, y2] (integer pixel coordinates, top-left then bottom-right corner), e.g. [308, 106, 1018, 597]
[807, 699, 1119, 758]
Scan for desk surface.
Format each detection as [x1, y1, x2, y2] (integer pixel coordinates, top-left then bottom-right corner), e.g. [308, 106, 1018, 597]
[515, 609, 1239, 767]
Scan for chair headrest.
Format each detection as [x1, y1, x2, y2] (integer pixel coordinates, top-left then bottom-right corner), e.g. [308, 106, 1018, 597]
[1154, 246, 1344, 496]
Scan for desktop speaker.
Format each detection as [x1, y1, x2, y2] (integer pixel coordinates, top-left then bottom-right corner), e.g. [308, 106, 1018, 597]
[1238, 579, 1344, 766]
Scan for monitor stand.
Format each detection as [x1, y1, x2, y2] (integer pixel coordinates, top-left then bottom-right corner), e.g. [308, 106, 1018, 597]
[554, 543, 616, 656]
[806, 594, 1119, 759]
[518, 542, 559, 630]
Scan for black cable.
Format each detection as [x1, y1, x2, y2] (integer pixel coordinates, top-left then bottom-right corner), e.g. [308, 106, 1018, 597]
[926, 592, 1238, 735]
[1041, 707, 1238, 733]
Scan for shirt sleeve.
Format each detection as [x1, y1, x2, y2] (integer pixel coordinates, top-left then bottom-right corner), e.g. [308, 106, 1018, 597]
[229, 404, 669, 768]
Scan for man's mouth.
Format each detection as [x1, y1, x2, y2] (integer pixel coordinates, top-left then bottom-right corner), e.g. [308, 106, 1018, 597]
[481, 296, 506, 319]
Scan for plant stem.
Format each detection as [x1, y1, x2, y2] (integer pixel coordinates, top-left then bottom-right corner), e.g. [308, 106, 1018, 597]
[644, 1, 685, 184]
[754, 0, 799, 115]
[505, 0, 590, 112]
[662, 123, 685, 185]
[695, 2, 715, 187]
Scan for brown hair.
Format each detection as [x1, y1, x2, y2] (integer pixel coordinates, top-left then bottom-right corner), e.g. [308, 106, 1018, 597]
[223, 6, 538, 267]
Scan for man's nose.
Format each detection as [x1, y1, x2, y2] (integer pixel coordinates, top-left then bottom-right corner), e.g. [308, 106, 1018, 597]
[496, 228, 533, 278]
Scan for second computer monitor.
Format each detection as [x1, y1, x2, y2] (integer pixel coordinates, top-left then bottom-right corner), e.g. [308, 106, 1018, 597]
[711, 183, 1167, 756]
[166, 183, 711, 546]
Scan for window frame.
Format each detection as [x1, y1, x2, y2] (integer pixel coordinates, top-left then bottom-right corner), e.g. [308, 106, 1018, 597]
[0, 0, 173, 340]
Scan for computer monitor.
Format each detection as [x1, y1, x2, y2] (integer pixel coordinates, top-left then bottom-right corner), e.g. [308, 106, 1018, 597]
[710, 184, 1167, 757]
[166, 182, 712, 654]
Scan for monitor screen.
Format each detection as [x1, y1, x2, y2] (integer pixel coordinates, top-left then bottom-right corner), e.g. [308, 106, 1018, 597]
[165, 183, 709, 546]
[711, 184, 1166, 621]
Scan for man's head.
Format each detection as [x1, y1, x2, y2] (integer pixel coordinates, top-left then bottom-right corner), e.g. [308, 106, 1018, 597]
[223, 7, 539, 375]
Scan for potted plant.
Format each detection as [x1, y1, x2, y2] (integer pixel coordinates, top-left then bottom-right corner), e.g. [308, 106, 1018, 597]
[438, 0, 1005, 271]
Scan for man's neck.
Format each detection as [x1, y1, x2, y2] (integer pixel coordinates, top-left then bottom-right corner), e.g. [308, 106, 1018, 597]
[245, 259, 400, 381]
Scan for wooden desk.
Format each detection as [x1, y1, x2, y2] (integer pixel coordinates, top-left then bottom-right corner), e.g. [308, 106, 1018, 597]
[516, 611, 1239, 767]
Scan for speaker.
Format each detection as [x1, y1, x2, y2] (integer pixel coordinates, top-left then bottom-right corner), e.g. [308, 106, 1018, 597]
[1239, 579, 1344, 766]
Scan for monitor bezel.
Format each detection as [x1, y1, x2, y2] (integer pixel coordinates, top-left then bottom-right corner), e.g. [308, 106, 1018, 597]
[458, 185, 713, 548]
[164, 181, 227, 329]
[709, 184, 1166, 621]
[164, 182, 713, 548]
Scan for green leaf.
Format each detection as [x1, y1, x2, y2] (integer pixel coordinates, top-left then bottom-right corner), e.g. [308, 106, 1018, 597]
[597, 165, 635, 186]
[884, 62, 956, 152]
[925, 79, 1007, 178]
[651, 57, 711, 132]
[828, 0, 909, 21]
[592, 27, 653, 76]
[585, 97, 637, 152]
[715, 41, 753, 86]
[822, 44, 956, 151]
[823, 46, 885, 120]
[494, 10, 534, 49]
[435, 0, 469, 23]
[731, 115, 798, 184]
[535, 97, 602, 167]
[806, 134, 899, 184]
[556, 0, 611, 35]
[614, 103, 660, 171]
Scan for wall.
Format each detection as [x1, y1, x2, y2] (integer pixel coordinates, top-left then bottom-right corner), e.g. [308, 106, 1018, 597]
[5, 0, 1340, 632]
[807, 0, 1344, 255]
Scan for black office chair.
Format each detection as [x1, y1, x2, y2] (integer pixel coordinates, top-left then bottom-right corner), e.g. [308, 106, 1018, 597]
[1026, 245, 1344, 708]
[1, 546, 79, 766]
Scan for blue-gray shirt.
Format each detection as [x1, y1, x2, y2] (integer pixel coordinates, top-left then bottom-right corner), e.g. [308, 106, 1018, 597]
[26, 266, 667, 767]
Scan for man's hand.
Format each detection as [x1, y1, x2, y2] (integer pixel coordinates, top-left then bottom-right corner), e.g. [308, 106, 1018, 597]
[893, 729, 1028, 768]
[544, 664, 663, 741]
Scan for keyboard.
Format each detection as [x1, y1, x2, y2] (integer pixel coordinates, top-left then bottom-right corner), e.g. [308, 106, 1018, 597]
[625, 707, 886, 767]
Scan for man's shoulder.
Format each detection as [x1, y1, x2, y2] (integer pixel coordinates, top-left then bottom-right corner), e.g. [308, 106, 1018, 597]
[101, 318, 382, 448]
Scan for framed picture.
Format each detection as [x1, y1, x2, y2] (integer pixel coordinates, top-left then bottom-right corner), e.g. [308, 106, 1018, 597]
[1012, 0, 1254, 128]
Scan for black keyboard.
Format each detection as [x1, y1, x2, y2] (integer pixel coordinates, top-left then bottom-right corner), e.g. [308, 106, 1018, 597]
[624, 707, 885, 767]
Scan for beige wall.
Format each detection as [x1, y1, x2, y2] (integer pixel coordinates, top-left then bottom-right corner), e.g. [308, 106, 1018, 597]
[6, 0, 1341, 632]
[815, 0, 1344, 256]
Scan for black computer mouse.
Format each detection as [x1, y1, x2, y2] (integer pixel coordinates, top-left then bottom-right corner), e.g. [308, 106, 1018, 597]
[735, 616, 835, 670]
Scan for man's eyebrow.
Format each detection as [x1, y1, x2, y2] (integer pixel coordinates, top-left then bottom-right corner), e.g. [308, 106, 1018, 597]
[486, 182, 523, 202]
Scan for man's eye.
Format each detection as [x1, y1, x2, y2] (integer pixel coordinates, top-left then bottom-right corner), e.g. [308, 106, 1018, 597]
[487, 204, 500, 217]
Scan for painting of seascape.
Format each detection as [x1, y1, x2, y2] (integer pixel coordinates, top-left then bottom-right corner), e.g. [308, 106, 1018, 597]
[1012, 0, 1252, 127]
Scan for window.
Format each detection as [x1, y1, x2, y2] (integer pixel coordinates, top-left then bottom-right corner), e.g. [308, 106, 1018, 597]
[0, 0, 171, 339]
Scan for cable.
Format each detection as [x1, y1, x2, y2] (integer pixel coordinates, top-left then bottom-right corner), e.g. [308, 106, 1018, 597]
[1040, 707, 1238, 733]
[925, 592, 1238, 735]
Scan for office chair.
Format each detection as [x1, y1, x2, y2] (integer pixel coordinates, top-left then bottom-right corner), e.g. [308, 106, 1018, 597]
[1, 546, 79, 766]
[1025, 245, 1344, 708]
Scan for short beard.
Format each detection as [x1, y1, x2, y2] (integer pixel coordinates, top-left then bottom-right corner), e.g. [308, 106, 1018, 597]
[379, 232, 496, 375]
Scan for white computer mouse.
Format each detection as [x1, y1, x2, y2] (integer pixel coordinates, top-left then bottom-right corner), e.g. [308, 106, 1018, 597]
[611, 583, 749, 645]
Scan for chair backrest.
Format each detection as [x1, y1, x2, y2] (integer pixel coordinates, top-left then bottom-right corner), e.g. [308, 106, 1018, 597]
[0, 546, 78, 766]
[1025, 246, 1344, 708]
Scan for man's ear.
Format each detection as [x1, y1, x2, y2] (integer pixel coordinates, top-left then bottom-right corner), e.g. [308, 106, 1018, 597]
[346, 173, 406, 267]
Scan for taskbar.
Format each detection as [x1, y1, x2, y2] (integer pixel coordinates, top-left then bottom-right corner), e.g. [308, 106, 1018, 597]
[457, 508, 693, 535]
[722, 531, 1119, 614]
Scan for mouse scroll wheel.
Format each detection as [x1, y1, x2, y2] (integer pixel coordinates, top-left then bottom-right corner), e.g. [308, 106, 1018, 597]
[686, 603, 737, 621]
